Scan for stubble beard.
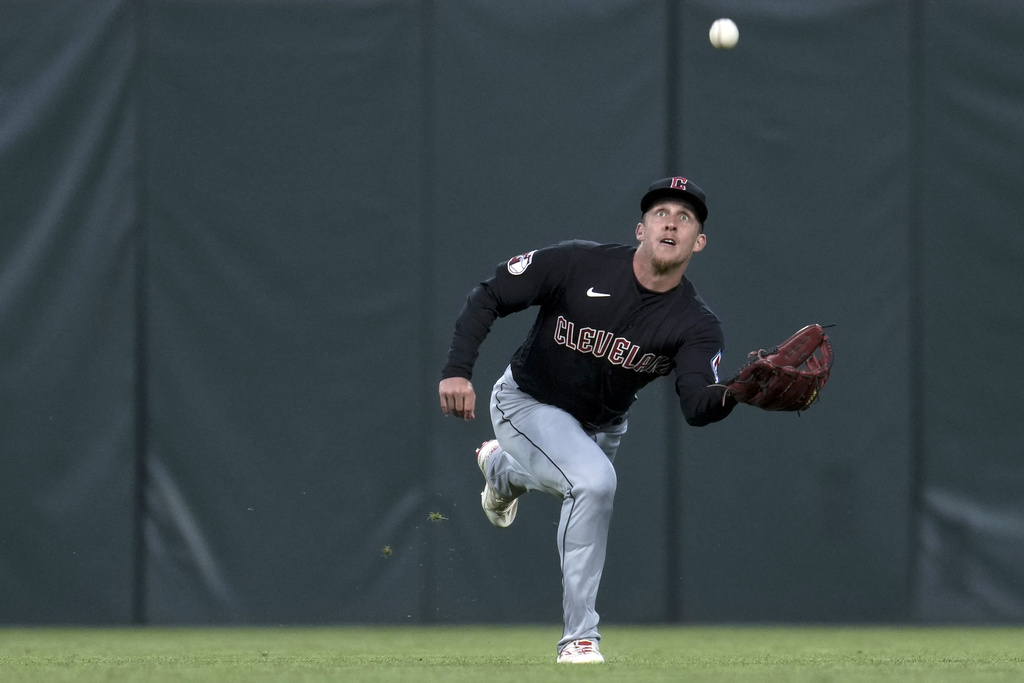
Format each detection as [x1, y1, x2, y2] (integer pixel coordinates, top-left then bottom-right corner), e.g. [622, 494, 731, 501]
[648, 249, 688, 276]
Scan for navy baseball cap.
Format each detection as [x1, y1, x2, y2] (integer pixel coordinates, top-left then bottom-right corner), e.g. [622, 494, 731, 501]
[640, 176, 709, 223]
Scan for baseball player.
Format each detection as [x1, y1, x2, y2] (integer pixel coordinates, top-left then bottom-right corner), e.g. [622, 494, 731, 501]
[438, 176, 737, 664]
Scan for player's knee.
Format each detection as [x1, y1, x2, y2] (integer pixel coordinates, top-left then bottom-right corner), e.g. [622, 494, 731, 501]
[574, 462, 616, 506]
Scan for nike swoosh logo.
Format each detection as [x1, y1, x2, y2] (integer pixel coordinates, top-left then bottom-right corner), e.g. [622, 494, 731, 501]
[586, 287, 611, 298]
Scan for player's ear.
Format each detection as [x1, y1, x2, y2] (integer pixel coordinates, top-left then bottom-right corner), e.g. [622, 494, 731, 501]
[635, 222, 644, 242]
[692, 233, 707, 252]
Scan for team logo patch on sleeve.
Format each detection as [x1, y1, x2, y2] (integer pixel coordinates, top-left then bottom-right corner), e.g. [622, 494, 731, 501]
[711, 350, 722, 383]
[507, 250, 537, 275]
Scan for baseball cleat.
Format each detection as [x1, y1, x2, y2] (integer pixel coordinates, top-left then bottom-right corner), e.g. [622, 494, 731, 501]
[557, 639, 604, 664]
[476, 440, 518, 528]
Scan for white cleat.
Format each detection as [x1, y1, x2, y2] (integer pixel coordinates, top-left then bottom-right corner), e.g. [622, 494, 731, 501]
[557, 639, 604, 664]
[476, 440, 518, 528]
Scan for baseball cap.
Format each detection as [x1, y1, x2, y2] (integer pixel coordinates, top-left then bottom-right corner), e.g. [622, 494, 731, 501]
[640, 176, 709, 223]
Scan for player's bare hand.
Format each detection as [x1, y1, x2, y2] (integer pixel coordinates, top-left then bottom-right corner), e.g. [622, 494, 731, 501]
[439, 377, 476, 420]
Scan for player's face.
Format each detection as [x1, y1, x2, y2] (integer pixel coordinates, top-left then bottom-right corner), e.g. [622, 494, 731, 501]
[635, 200, 706, 272]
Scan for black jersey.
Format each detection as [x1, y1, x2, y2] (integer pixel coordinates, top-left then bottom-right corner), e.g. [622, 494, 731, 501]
[442, 240, 735, 428]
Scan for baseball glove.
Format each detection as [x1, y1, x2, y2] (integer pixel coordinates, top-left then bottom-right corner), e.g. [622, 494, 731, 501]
[723, 324, 834, 412]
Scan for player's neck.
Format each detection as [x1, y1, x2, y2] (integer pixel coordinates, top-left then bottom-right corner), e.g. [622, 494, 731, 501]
[632, 254, 686, 292]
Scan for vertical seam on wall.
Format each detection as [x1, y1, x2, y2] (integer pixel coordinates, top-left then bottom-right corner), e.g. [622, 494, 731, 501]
[665, 0, 680, 174]
[662, 0, 683, 624]
[130, 0, 151, 627]
[906, 0, 925, 622]
[418, 0, 437, 625]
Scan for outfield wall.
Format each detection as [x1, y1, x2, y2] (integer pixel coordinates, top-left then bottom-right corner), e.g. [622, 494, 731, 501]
[1, 0, 1022, 625]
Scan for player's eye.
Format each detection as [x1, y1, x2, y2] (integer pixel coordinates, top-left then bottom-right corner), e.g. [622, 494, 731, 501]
[679, 213, 690, 221]
[656, 210, 667, 217]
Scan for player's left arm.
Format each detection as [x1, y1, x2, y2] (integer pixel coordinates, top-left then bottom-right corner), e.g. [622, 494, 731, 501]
[676, 375, 737, 426]
[672, 318, 737, 427]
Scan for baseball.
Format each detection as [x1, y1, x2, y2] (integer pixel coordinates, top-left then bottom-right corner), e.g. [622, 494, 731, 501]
[709, 18, 739, 49]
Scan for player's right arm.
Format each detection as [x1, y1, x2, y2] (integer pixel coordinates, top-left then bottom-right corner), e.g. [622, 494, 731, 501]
[439, 242, 572, 419]
[439, 376, 476, 420]
[438, 276, 503, 421]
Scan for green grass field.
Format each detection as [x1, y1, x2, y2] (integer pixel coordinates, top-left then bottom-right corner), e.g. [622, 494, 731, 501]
[2, 625, 1023, 682]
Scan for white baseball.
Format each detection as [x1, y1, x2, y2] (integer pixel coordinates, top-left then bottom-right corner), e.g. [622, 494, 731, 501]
[709, 18, 739, 50]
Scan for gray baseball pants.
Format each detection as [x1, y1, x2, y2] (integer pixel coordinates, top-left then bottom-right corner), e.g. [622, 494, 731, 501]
[485, 365, 627, 650]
